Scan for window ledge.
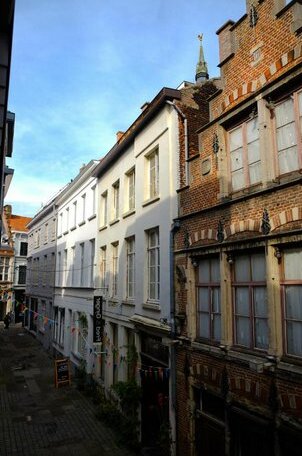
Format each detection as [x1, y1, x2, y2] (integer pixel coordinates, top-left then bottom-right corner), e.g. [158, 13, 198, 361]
[88, 214, 96, 221]
[142, 196, 160, 207]
[192, 340, 223, 356]
[278, 360, 302, 376]
[122, 299, 135, 307]
[63, 230, 69, 235]
[70, 225, 76, 231]
[109, 218, 120, 226]
[143, 301, 161, 312]
[108, 298, 119, 306]
[99, 225, 107, 232]
[78, 220, 86, 227]
[122, 209, 136, 219]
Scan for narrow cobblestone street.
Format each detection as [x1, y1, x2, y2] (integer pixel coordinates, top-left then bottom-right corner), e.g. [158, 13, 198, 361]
[0, 324, 135, 456]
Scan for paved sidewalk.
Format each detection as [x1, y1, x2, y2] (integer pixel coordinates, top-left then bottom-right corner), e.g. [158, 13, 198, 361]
[0, 324, 135, 456]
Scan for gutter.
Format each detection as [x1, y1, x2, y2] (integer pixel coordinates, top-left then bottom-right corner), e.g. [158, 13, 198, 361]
[169, 219, 181, 456]
[93, 87, 181, 179]
[166, 101, 189, 187]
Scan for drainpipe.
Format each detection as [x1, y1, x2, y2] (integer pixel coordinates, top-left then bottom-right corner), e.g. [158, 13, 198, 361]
[170, 218, 181, 456]
[166, 101, 189, 187]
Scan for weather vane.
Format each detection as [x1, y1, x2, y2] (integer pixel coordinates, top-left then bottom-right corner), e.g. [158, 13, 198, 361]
[198, 34, 203, 42]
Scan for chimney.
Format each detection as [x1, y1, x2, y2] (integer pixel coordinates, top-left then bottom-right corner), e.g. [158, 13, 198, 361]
[140, 102, 150, 111]
[216, 20, 235, 66]
[4, 205, 12, 216]
[116, 131, 124, 142]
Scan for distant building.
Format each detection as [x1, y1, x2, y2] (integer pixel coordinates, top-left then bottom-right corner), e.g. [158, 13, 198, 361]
[0, 205, 14, 319]
[7, 210, 32, 322]
[174, 1, 302, 455]
[26, 197, 58, 351]
[52, 160, 99, 372]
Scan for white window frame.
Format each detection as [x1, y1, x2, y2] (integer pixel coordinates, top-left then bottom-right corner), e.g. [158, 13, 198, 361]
[100, 191, 108, 227]
[80, 242, 85, 287]
[112, 242, 119, 297]
[125, 168, 135, 212]
[146, 149, 159, 200]
[272, 90, 302, 176]
[147, 227, 160, 302]
[126, 236, 135, 299]
[71, 246, 75, 286]
[228, 115, 261, 192]
[100, 246, 107, 292]
[90, 239, 95, 288]
[112, 181, 120, 220]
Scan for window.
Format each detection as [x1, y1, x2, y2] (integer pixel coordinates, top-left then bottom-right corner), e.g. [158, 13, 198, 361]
[233, 252, 268, 350]
[63, 249, 68, 286]
[229, 116, 260, 191]
[20, 242, 28, 256]
[126, 168, 135, 211]
[90, 239, 95, 288]
[42, 255, 47, 286]
[59, 213, 63, 236]
[72, 311, 87, 357]
[100, 191, 108, 227]
[35, 258, 40, 286]
[274, 91, 302, 175]
[147, 228, 160, 301]
[71, 246, 75, 286]
[112, 242, 119, 297]
[57, 252, 61, 287]
[0, 257, 10, 281]
[146, 149, 159, 199]
[197, 257, 221, 342]
[282, 249, 302, 357]
[37, 229, 41, 247]
[65, 208, 69, 232]
[81, 194, 86, 222]
[18, 265, 27, 284]
[100, 246, 107, 292]
[44, 224, 48, 244]
[40, 300, 46, 332]
[91, 185, 96, 216]
[126, 236, 135, 299]
[54, 307, 65, 346]
[80, 243, 85, 287]
[73, 201, 77, 227]
[112, 181, 120, 220]
[51, 218, 56, 241]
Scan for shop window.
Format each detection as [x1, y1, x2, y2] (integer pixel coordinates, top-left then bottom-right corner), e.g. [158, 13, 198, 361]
[233, 252, 268, 350]
[196, 257, 221, 343]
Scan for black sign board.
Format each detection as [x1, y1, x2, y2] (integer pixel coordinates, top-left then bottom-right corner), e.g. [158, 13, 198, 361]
[54, 358, 70, 388]
[93, 296, 103, 343]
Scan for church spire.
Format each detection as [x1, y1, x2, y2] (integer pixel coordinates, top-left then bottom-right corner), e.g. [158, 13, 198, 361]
[195, 34, 209, 83]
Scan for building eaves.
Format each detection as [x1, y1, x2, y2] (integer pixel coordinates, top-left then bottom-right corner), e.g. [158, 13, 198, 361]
[55, 159, 99, 206]
[93, 87, 181, 178]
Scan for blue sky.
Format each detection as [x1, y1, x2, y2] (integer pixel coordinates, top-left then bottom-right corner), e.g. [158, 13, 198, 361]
[6, 0, 245, 217]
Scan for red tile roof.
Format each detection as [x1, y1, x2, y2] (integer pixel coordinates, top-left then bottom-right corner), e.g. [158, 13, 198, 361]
[10, 215, 32, 232]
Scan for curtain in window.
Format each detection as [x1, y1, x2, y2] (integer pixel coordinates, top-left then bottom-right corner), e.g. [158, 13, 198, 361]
[247, 117, 260, 184]
[275, 98, 299, 174]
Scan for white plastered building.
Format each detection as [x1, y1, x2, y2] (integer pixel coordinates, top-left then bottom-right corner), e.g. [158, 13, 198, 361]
[53, 160, 99, 373]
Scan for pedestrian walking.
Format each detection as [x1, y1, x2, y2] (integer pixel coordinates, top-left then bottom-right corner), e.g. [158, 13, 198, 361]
[3, 312, 11, 329]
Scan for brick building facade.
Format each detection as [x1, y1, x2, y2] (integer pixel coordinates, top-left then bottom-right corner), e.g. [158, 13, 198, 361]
[174, 1, 302, 455]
